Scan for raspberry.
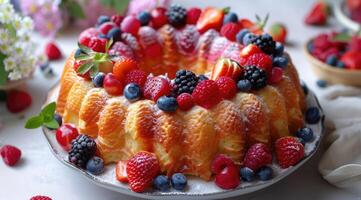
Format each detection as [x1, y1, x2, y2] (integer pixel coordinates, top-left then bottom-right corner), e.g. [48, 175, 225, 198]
[121, 16, 141, 36]
[220, 23, 241, 42]
[215, 76, 237, 99]
[275, 136, 304, 169]
[312, 33, 332, 51]
[6, 90, 32, 113]
[125, 69, 148, 88]
[98, 22, 116, 35]
[177, 25, 200, 54]
[243, 53, 273, 73]
[150, 7, 168, 29]
[30, 196, 52, 200]
[111, 15, 124, 26]
[268, 67, 284, 84]
[0, 145, 21, 166]
[78, 28, 99, 46]
[109, 41, 135, 59]
[176, 93, 194, 111]
[186, 7, 202, 24]
[45, 42, 62, 60]
[212, 154, 240, 189]
[88, 37, 107, 53]
[126, 151, 160, 193]
[192, 80, 222, 109]
[211, 154, 235, 174]
[144, 77, 172, 101]
[244, 143, 272, 171]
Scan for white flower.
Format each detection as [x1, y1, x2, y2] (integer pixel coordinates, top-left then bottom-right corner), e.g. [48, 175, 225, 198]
[8, 70, 21, 80]
[3, 56, 16, 71]
[21, 17, 34, 31]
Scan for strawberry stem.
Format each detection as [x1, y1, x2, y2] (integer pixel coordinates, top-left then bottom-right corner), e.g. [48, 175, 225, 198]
[223, 7, 230, 14]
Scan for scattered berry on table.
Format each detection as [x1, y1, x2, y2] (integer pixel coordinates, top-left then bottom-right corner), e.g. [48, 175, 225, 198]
[223, 12, 239, 24]
[268, 67, 284, 84]
[45, 42, 62, 60]
[92, 72, 105, 88]
[176, 93, 194, 111]
[150, 7, 168, 29]
[124, 69, 148, 88]
[98, 22, 116, 35]
[242, 32, 256, 46]
[116, 160, 128, 183]
[257, 166, 273, 181]
[192, 80, 222, 109]
[171, 173, 188, 191]
[243, 53, 273, 73]
[244, 143, 272, 171]
[137, 11, 152, 26]
[0, 90, 7, 102]
[68, 134, 97, 169]
[126, 151, 160, 193]
[111, 15, 124, 26]
[243, 66, 268, 90]
[54, 113, 62, 127]
[153, 175, 170, 191]
[198, 74, 209, 81]
[305, 107, 321, 124]
[274, 42, 284, 56]
[56, 124, 79, 151]
[273, 56, 289, 68]
[104, 73, 124, 96]
[220, 23, 241, 42]
[316, 79, 327, 88]
[0, 145, 21, 166]
[157, 96, 178, 112]
[236, 29, 250, 44]
[250, 33, 276, 55]
[167, 4, 187, 28]
[275, 136, 305, 169]
[30, 195, 52, 200]
[304, 1, 330, 26]
[237, 79, 252, 92]
[268, 23, 287, 44]
[325, 55, 338, 66]
[301, 81, 309, 95]
[6, 90, 32, 113]
[212, 154, 240, 189]
[106, 27, 122, 41]
[215, 76, 237, 99]
[186, 7, 202, 24]
[144, 77, 172, 101]
[97, 15, 110, 26]
[121, 16, 141, 36]
[86, 156, 104, 175]
[174, 70, 199, 95]
[124, 83, 141, 102]
[240, 167, 255, 182]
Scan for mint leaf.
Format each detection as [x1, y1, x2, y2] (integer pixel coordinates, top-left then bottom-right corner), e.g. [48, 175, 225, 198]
[74, 54, 93, 61]
[78, 43, 93, 54]
[77, 62, 94, 75]
[332, 33, 352, 42]
[44, 119, 60, 129]
[90, 64, 99, 78]
[41, 102, 56, 117]
[0, 53, 8, 85]
[25, 115, 44, 129]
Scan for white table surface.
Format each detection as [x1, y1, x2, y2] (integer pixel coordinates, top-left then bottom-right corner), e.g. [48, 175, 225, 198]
[1, 0, 361, 199]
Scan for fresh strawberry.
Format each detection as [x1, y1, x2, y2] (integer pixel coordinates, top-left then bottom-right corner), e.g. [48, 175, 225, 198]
[192, 80, 222, 109]
[304, 1, 330, 26]
[240, 44, 262, 58]
[112, 57, 139, 83]
[187, 7, 202, 24]
[268, 67, 284, 84]
[341, 51, 361, 70]
[0, 145, 21, 166]
[88, 37, 107, 53]
[126, 151, 160, 193]
[144, 77, 171, 101]
[269, 23, 287, 44]
[98, 22, 116, 35]
[30, 196, 52, 200]
[196, 7, 226, 33]
[150, 7, 168, 29]
[73, 60, 91, 80]
[6, 90, 32, 113]
[178, 25, 200, 54]
[212, 154, 240, 189]
[116, 160, 128, 183]
[111, 15, 124, 26]
[125, 69, 148, 88]
[239, 18, 262, 34]
[176, 93, 194, 111]
[243, 53, 273, 73]
[211, 58, 243, 80]
[220, 23, 241, 41]
[215, 76, 237, 99]
[275, 136, 304, 169]
[79, 28, 99, 46]
[244, 143, 272, 171]
[349, 35, 361, 52]
[103, 73, 124, 96]
[109, 41, 135, 59]
[121, 16, 141, 36]
[45, 42, 62, 60]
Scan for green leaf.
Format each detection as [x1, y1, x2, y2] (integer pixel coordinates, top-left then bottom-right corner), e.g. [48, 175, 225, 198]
[332, 33, 352, 42]
[90, 63, 99, 78]
[0, 53, 8, 85]
[67, 0, 85, 19]
[105, 38, 113, 53]
[223, 7, 231, 14]
[77, 62, 94, 75]
[25, 115, 44, 129]
[74, 54, 93, 61]
[41, 102, 56, 117]
[44, 119, 60, 129]
[78, 43, 93, 54]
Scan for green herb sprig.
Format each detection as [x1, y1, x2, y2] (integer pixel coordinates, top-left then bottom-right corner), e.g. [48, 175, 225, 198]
[255, 13, 270, 31]
[25, 102, 59, 129]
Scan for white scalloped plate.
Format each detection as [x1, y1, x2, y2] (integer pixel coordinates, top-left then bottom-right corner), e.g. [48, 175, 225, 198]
[333, 0, 361, 32]
[42, 83, 325, 200]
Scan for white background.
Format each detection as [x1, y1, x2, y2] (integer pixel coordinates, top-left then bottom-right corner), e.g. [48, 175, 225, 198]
[0, 0, 361, 199]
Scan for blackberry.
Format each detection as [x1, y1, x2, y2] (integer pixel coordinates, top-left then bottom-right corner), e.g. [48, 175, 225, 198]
[68, 134, 97, 169]
[174, 70, 199, 95]
[243, 66, 267, 90]
[250, 33, 276, 55]
[166, 4, 187, 28]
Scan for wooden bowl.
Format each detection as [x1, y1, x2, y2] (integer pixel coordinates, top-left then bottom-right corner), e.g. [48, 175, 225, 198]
[304, 39, 361, 87]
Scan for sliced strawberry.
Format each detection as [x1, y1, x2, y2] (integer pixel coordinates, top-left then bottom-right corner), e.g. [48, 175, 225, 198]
[143, 77, 171, 101]
[211, 58, 242, 80]
[240, 44, 262, 58]
[196, 7, 226, 33]
[116, 160, 128, 183]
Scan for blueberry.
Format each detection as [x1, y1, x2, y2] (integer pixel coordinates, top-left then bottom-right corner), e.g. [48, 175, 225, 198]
[137, 11, 152, 26]
[257, 166, 273, 181]
[39, 62, 50, 72]
[92, 72, 105, 88]
[296, 127, 314, 142]
[86, 156, 104, 175]
[237, 79, 252, 92]
[273, 56, 289, 68]
[107, 27, 122, 41]
[240, 167, 255, 182]
[153, 175, 170, 191]
[124, 83, 141, 102]
[223, 12, 239, 24]
[301, 81, 309, 95]
[274, 42, 284, 56]
[326, 55, 338, 66]
[336, 61, 345, 69]
[316, 79, 327, 88]
[54, 113, 63, 127]
[236, 29, 250, 44]
[198, 74, 209, 81]
[157, 96, 178, 112]
[171, 173, 187, 191]
[98, 33, 109, 39]
[242, 33, 255, 46]
[97, 15, 110, 25]
[307, 42, 314, 53]
[0, 90, 6, 102]
[306, 107, 321, 124]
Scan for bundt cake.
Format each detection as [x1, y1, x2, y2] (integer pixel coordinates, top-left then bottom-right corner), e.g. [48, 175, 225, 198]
[55, 4, 306, 184]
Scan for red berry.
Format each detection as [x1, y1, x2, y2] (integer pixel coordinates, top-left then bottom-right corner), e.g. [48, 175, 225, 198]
[121, 16, 141, 36]
[143, 77, 171, 101]
[212, 154, 240, 189]
[176, 93, 194, 111]
[109, 41, 135, 59]
[125, 69, 148, 88]
[240, 44, 262, 58]
[104, 73, 124, 96]
[178, 25, 200, 54]
[98, 22, 116, 35]
[126, 151, 160, 193]
[275, 136, 304, 169]
[268, 67, 284, 84]
[187, 7, 202, 24]
[215, 76, 237, 99]
[150, 7, 168, 29]
[56, 124, 79, 151]
[6, 90, 32, 113]
[111, 15, 124, 26]
[269, 23, 287, 44]
[211, 154, 235, 174]
[220, 23, 241, 42]
[305, 2, 330, 26]
[45, 42, 62, 60]
[243, 53, 273, 74]
[349, 35, 361, 52]
[192, 80, 222, 109]
[244, 143, 272, 171]
[0, 145, 21, 166]
[116, 160, 128, 183]
[30, 196, 52, 200]
[79, 28, 99, 46]
[73, 60, 91, 80]
[341, 51, 361, 70]
[88, 37, 107, 53]
[312, 33, 332, 51]
[113, 57, 139, 83]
